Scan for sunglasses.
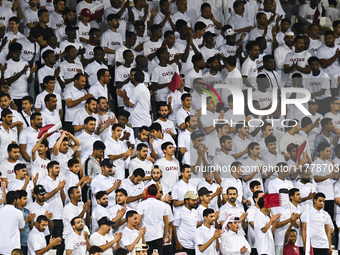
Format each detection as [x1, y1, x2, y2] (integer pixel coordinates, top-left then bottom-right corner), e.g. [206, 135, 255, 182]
[138, 26, 146, 30]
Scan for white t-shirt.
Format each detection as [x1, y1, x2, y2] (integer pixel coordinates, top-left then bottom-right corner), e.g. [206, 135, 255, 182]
[63, 85, 87, 122]
[90, 232, 116, 255]
[37, 65, 62, 95]
[104, 137, 126, 180]
[91, 174, 118, 210]
[155, 157, 180, 191]
[316, 44, 340, 77]
[254, 211, 275, 255]
[4, 59, 30, 99]
[59, 60, 84, 89]
[51, 148, 74, 181]
[62, 201, 84, 239]
[172, 179, 197, 214]
[298, 3, 320, 24]
[305, 71, 331, 100]
[27, 227, 46, 255]
[85, 60, 109, 86]
[100, 29, 123, 65]
[242, 57, 258, 90]
[129, 83, 151, 127]
[30, 153, 49, 182]
[284, 50, 312, 87]
[120, 178, 145, 210]
[120, 227, 142, 254]
[65, 231, 87, 255]
[195, 224, 218, 255]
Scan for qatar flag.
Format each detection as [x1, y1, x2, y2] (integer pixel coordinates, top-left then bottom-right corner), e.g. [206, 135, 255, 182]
[296, 140, 307, 165]
[262, 193, 290, 208]
[37, 122, 62, 139]
[89, 3, 105, 22]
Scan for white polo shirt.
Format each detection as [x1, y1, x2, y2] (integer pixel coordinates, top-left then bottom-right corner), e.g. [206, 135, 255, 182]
[197, 180, 220, 212]
[155, 157, 180, 191]
[120, 178, 145, 210]
[65, 231, 87, 255]
[38, 176, 63, 220]
[51, 148, 74, 181]
[267, 178, 294, 194]
[62, 201, 84, 239]
[91, 174, 118, 210]
[19, 126, 39, 163]
[0, 204, 25, 255]
[137, 197, 168, 242]
[35, 90, 62, 111]
[230, 135, 251, 162]
[89, 81, 108, 100]
[301, 207, 330, 249]
[294, 180, 317, 212]
[221, 177, 243, 203]
[218, 201, 245, 235]
[152, 133, 177, 159]
[31, 152, 50, 183]
[195, 224, 218, 255]
[27, 227, 46, 255]
[4, 59, 30, 99]
[120, 227, 142, 254]
[89, 232, 116, 255]
[41, 108, 60, 126]
[8, 179, 34, 205]
[254, 211, 275, 255]
[63, 85, 87, 122]
[173, 206, 199, 249]
[172, 179, 197, 214]
[128, 157, 153, 178]
[91, 205, 114, 233]
[0, 126, 17, 162]
[104, 137, 126, 180]
[85, 60, 108, 86]
[212, 152, 235, 179]
[241, 56, 258, 90]
[246, 205, 260, 248]
[77, 132, 101, 165]
[129, 83, 151, 128]
[27, 202, 51, 236]
[311, 157, 335, 200]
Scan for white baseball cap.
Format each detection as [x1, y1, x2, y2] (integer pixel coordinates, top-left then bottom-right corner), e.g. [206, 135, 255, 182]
[225, 28, 237, 36]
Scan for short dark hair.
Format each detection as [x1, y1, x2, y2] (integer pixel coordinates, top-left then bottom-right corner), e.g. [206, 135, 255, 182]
[194, 21, 206, 32]
[134, 71, 144, 83]
[126, 210, 138, 220]
[17, 190, 28, 200]
[245, 41, 259, 52]
[253, 190, 263, 203]
[43, 75, 55, 85]
[14, 163, 26, 174]
[38, 9, 49, 17]
[148, 184, 158, 195]
[42, 49, 55, 61]
[203, 208, 215, 218]
[112, 123, 123, 131]
[22, 95, 34, 105]
[30, 112, 42, 122]
[289, 188, 299, 201]
[47, 161, 59, 171]
[265, 135, 276, 145]
[250, 180, 261, 189]
[70, 216, 82, 226]
[96, 191, 107, 200]
[97, 68, 109, 81]
[227, 187, 238, 195]
[44, 93, 57, 104]
[67, 186, 78, 198]
[219, 135, 231, 147]
[137, 143, 148, 151]
[89, 246, 104, 255]
[7, 143, 19, 152]
[161, 141, 173, 152]
[37, 215, 49, 224]
[313, 192, 326, 202]
[84, 116, 96, 125]
[308, 56, 319, 65]
[317, 142, 330, 153]
[6, 191, 18, 204]
[150, 123, 162, 132]
[93, 141, 106, 150]
[301, 116, 312, 128]
[180, 164, 190, 173]
[132, 168, 145, 178]
[248, 142, 259, 153]
[68, 158, 79, 168]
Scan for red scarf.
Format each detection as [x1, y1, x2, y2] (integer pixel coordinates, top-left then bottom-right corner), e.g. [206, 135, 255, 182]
[143, 185, 158, 201]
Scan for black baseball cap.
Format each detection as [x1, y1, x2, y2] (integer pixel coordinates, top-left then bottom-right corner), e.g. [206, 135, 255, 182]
[65, 25, 79, 32]
[34, 185, 47, 195]
[198, 187, 213, 197]
[233, 0, 246, 8]
[102, 159, 115, 168]
[98, 217, 115, 226]
[115, 188, 128, 196]
[308, 97, 319, 105]
[203, 31, 216, 39]
[191, 130, 205, 141]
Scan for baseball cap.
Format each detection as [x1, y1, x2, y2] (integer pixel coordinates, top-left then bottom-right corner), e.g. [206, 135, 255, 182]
[151, 164, 162, 171]
[281, 17, 291, 24]
[65, 25, 79, 32]
[134, 244, 149, 252]
[184, 190, 198, 200]
[102, 158, 115, 168]
[203, 31, 216, 39]
[34, 185, 47, 195]
[233, 0, 246, 8]
[225, 28, 237, 36]
[308, 97, 319, 105]
[198, 187, 213, 197]
[284, 31, 295, 36]
[98, 217, 115, 226]
[0, 23, 5, 28]
[80, 8, 91, 17]
[115, 188, 128, 196]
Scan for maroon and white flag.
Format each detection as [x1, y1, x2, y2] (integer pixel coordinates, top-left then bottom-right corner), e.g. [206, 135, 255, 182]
[263, 193, 290, 208]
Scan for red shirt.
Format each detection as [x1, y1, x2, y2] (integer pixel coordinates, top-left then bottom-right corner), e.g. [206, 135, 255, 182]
[283, 241, 300, 255]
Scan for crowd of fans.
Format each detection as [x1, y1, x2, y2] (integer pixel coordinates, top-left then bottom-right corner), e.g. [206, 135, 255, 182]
[1, 0, 340, 255]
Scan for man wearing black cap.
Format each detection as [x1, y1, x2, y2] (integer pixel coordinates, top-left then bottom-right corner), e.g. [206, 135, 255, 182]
[89, 216, 123, 254]
[227, 0, 252, 47]
[27, 185, 53, 239]
[91, 158, 121, 210]
[196, 187, 213, 223]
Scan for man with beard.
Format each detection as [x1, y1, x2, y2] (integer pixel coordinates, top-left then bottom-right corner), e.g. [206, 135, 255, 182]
[173, 191, 201, 255]
[242, 41, 260, 91]
[89, 217, 123, 254]
[172, 165, 197, 214]
[212, 135, 235, 182]
[178, 116, 197, 164]
[75, 116, 101, 165]
[38, 161, 66, 255]
[62, 186, 91, 239]
[110, 188, 133, 233]
[195, 208, 221, 255]
[19, 112, 42, 166]
[91, 159, 121, 210]
[155, 103, 177, 139]
[27, 185, 53, 240]
[317, 30, 340, 79]
[85, 49, 109, 87]
[91, 191, 126, 233]
[0, 93, 24, 133]
[0, 109, 18, 162]
[146, 165, 172, 202]
[65, 217, 89, 254]
[55, 8, 77, 43]
[121, 210, 146, 254]
[284, 36, 312, 87]
[260, 55, 281, 91]
[88, 68, 111, 101]
[294, 168, 317, 212]
[274, 31, 294, 86]
[72, 97, 97, 137]
[129, 144, 153, 180]
[134, 126, 151, 158]
[95, 97, 117, 141]
[40, 94, 60, 126]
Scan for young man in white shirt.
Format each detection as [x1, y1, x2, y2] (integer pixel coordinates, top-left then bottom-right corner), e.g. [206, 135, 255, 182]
[185, 53, 205, 93]
[242, 41, 260, 91]
[150, 122, 177, 160]
[95, 97, 116, 141]
[301, 192, 332, 255]
[85, 47, 109, 86]
[72, 97, 98, 137]
[254, 196, 281, 255]
[105, 124, 134, 180]
[175, 93, 191, 134]
[21, 96, 34, 130]
[137, 184, 169, 254]
[120, 210, 146, 254]
[89, 216, 122, 255]
[172, 164, 197, 214]
[0, 191, 26, 255]
[65, 216, 89, 255]
[31, 135, 50, 183]
[195, 208, 221, 255]
[173, 191, 201, 255]
[0, 143, 22, 183]
[220, 214, 251, 255]
[27, 215, 62, 255]
[0, 109, 18, 162]
[129, 143, 153, 180]
[155, 103, 177, 139]
[38, 161, 66, 255]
